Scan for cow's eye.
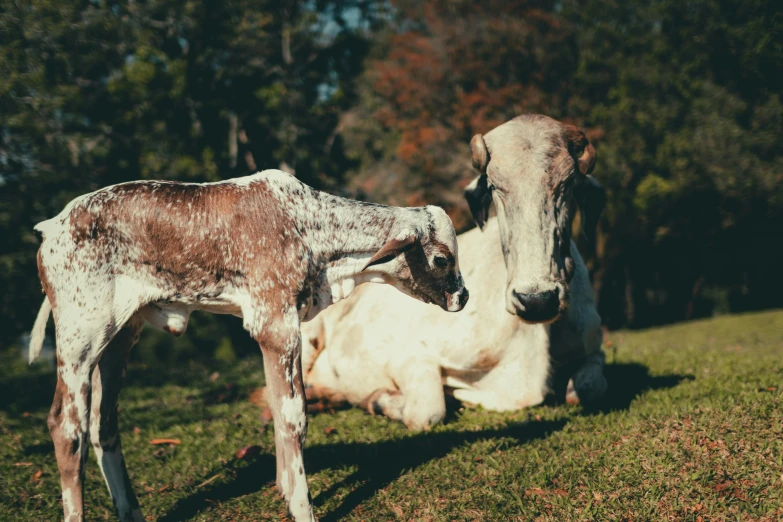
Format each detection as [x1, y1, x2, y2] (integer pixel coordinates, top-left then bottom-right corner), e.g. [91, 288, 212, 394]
[434, 256, 449, 268]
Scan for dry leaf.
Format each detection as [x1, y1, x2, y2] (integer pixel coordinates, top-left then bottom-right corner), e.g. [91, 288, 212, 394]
[324, 427, 337, 435]
[133, 426, 141, 435]
[196, 474, 221, 488]
[150, 438, 181, 445]
[261, 407, 273, 425]
[248, 387, 267, 407]
[209, 372, 220, 382]
[14, 462, 33, 467]
[158, 484, 171, 493]
[31, 469, 43, 483]
[235, 445, 261, 460]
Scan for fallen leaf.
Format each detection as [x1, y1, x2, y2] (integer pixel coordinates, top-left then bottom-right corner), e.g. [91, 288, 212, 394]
[14, 462, 33, 467]
[22, 412, 31, 417]
[133, 426, 141, 435]
[249, 387, 267, 407]
[31, 469, 42, 483]
[196, 474, 222, 488]
[209, 371, 220, 382]
[324, 427, 337, 435]
[150, 438, 181, 445]
[261, 407, 273, 425]
[158, 484, 171, 493]
[714, 482, 731, 493]
[235, 445, 261, 460]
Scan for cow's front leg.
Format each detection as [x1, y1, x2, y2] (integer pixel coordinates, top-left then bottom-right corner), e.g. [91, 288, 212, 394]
[257, 313, 314, 522]
[566, 351, 607, 405]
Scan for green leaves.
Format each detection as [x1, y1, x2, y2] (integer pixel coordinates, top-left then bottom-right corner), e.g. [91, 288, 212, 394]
[1, 0, 375, 353]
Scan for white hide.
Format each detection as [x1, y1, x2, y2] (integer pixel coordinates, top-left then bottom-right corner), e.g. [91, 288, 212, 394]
[303, 217, 604, 428]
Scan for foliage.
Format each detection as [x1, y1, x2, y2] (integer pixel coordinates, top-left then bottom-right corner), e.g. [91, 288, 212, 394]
[0, 0, 374, 355]
[1, 0, 781, 360]
[1, 310, 782, 519]
[342, 0, 783, 327]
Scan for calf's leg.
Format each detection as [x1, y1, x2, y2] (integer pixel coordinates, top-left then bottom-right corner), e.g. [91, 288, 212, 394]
[257, 313, 315, 522]
[49, 316, 116, 521]
[89, 314, 145, 522]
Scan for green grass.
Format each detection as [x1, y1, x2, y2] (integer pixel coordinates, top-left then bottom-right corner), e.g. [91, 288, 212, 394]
[2, 310, 782, 521]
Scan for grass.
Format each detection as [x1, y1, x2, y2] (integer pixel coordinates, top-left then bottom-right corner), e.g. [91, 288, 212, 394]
[1, 310, 782, 521]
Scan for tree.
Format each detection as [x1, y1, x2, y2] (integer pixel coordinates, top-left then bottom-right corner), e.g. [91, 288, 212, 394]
[0, 0, 374, 357]
[341, 0, 578, 229]
[340, 0, 783, 328]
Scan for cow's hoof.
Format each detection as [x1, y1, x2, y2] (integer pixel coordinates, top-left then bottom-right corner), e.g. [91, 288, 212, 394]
[570, 364, 608, 405]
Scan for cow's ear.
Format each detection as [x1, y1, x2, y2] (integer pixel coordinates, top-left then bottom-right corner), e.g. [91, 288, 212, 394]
[464, 175, 492, 230]
[465, 134, 492, 229]
[362, 235, 417, 271]
[574, 175, 606, 244]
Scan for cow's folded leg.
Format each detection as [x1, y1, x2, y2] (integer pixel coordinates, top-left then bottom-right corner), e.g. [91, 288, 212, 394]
[566, 351, 607, 405]
[364, 359, 445, 430]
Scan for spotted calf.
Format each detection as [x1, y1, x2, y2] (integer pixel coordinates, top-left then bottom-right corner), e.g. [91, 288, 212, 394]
[29, 169, 468, 522]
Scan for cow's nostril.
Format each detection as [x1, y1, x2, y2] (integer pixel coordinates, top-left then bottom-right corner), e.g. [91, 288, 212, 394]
[511, 289, 560, 323]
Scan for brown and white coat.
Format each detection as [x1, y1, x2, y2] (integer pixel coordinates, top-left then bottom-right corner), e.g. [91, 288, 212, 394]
[29, 169, 467, 521]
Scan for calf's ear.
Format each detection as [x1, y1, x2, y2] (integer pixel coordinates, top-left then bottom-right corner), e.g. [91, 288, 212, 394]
[464, 134, 492, 229]
[362, 235, 417, 271]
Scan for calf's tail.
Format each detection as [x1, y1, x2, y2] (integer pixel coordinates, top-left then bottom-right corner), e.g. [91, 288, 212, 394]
[29, 297, 52, 364]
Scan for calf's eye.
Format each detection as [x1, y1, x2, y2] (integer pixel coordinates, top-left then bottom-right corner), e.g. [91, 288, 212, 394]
[434, 256, 449, 268]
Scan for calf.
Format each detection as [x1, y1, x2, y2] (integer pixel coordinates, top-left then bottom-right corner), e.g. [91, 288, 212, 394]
[28, 169, 467, 522]
[301, 115, 608, 429]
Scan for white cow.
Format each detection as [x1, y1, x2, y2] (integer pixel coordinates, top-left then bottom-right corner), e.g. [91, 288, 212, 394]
[301, 114, 608, 429]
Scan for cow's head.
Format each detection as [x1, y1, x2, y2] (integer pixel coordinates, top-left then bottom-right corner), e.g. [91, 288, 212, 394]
[464, 114, 605, 323]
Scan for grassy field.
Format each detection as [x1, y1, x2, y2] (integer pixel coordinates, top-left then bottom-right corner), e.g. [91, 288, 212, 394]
[1, 310, 782, 521]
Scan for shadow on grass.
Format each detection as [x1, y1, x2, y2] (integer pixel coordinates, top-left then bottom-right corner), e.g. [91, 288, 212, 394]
[549, 361, 694, 413]
[0, 362, 260, 417]
[159, 418, 567, 522]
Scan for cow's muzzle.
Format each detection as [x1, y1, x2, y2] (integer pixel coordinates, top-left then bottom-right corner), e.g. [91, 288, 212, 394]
[509, 288, 561, 323]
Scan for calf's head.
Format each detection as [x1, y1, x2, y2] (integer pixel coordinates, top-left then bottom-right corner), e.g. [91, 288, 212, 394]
[363, 205, 468, 312]
[465, 114, 605, 323]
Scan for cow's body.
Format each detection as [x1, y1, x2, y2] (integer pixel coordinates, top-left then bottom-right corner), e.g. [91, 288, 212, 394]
[303, 217, 605, 429]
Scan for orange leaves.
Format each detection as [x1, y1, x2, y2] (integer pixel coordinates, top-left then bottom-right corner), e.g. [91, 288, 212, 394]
[397, 125, 449, 167]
